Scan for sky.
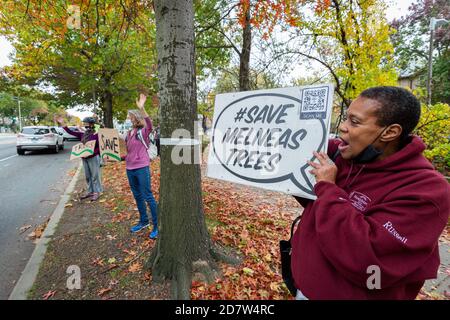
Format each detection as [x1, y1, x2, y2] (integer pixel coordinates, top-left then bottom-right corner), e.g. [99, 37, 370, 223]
[385, 0, 415, 21]
[0, 0, 416, 119]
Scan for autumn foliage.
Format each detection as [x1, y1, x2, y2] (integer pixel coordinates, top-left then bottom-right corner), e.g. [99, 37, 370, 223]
[100, 156, 296, 299]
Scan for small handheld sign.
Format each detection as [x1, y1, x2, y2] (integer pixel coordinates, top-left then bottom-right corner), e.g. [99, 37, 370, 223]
[70, 140, 96, 160]
[207, 84, 334, 200]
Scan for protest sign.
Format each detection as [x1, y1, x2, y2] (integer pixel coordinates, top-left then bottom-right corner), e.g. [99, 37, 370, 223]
[98, 128, 121, 162]
[207, 84, 334, 200]
[70, 140, 96, 160]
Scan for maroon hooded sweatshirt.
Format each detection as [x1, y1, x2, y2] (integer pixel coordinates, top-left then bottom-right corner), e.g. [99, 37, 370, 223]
[291, 136, 450, 300]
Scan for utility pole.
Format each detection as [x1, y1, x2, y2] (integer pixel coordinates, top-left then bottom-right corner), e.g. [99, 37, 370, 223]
[13, 96, 22, 132]
[18, 100, 22, 131]
[427, 17, 449, 106]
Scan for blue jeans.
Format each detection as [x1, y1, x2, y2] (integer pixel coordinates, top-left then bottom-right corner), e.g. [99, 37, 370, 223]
[126, 166, 158, 227]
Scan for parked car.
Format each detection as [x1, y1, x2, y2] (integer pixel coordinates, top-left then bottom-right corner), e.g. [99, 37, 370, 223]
[53, 126, 73, 141]
[62, 126, 83, 141]
[329, 133, 339, 139]
[51, 126, 63, 135]
[16, 126, 64, 155]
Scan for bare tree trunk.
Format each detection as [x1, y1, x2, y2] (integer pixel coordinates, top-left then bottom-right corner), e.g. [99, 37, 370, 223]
[239, 4, 251, 91]
[202, 114, 208, 132]
[103, 90, 113, 128]
[148, 0, 239, 300]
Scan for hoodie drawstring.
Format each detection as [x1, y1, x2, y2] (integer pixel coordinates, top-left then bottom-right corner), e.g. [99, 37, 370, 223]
[347, 165, 365, 189]
[343, 161, 366, 190]
[344, 161, 354, 186]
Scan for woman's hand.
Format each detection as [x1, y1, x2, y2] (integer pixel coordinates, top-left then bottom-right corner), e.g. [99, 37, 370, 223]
[136, 93, 147, 110]
[54, 115, 65, 126]
[308, 151, 338, 184]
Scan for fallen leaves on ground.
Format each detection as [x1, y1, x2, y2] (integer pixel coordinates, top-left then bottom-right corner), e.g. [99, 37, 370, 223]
[97, 287, 112, 297]
[107, 257, 117, 264]
[98, 158, 296, 300]
[128, 262, 143, 273]
[27, 219, 50, 243]
[42, 290, 56, 300]
[417, 288, 446, 300]
[92, 257, 104, 267]
[106, 234, 117, 241]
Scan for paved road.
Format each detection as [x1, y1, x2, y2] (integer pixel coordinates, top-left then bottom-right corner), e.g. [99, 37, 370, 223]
[0, 135, 79, 299]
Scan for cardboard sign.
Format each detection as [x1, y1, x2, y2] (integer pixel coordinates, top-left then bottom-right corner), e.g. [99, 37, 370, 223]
[70, 140, 96, 160]
[207, 84, 334, 200]
[98, 128, 121, 162]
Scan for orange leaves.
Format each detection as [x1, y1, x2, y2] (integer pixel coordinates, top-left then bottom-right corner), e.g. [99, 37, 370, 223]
[191, 169, 296, 300]
[315, 0, 332, 14]
[128, 262, 143, 273]
[42, 290, 56, 300]
[92, 257, 105, 267]
[100, 149, 293, 300]
[97, 287, 112, 297]
[238, 0, 251, 26]
[237, 0, 316, 32]
[27, 219, 50, 243]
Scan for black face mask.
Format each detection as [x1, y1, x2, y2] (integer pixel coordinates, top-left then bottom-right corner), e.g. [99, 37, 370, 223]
[353, 127, 387, 164]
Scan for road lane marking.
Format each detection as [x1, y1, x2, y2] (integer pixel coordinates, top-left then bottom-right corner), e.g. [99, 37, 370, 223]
[0, 155, 18, 162]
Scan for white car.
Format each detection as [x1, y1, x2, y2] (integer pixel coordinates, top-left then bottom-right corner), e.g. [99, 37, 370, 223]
[16, 126, 64, 155]
[62, 126, 82, 141]
[329, 133, 339, 139]
[52, 126, 74, 141]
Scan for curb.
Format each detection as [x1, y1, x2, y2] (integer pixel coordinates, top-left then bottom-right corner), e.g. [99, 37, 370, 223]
[8, 162, 82, 300]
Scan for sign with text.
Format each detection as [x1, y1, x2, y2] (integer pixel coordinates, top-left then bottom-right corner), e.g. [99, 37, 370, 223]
[70, 140, 96, 160]
[98, 128, 121, 162]
[207, 85, 334, 200]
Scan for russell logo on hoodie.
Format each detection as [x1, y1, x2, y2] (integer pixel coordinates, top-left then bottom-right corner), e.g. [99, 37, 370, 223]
[349, 191, 371, 212]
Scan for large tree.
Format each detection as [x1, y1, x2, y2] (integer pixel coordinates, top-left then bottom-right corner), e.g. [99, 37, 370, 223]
[148, 0, 237, 299]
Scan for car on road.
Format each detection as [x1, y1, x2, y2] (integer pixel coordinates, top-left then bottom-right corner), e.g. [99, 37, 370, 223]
[64, 126, 83, 141]
[329, 133, 339, 139]
[52, 126, 73, 141]
[16, 126, 64, 155]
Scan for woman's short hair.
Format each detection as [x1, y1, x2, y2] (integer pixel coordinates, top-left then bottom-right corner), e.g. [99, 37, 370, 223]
[360, 86, 421, 142]
[128, 109, 146, 128]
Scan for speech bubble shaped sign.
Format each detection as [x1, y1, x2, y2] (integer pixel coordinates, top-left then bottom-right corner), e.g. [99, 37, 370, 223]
[207, 85, 334, 200]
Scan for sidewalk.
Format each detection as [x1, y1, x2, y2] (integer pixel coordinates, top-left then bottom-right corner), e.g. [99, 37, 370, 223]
[423, 234, 450, 299]
[0, 133, 16, 137]
[18, 154, 450, 300]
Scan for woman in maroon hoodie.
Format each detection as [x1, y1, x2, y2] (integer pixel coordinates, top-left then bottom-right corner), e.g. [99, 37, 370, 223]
[291, 86, 450, 300]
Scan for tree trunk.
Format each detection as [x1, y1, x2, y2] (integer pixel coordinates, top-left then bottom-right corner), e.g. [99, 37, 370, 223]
[202, 114, 208, 132]
[239, 4, 251, 91]
[103, 90, 113, 128]
[149, 0, 240, 300]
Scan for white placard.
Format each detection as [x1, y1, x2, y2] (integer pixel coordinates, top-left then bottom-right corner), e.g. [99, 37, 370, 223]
[207, 84, 334, 200]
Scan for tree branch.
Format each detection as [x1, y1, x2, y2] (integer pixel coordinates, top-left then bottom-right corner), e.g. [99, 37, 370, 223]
[211, 26, 241, 56]
[415, 117, 450, 131]
[195, 3, 240, 34]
